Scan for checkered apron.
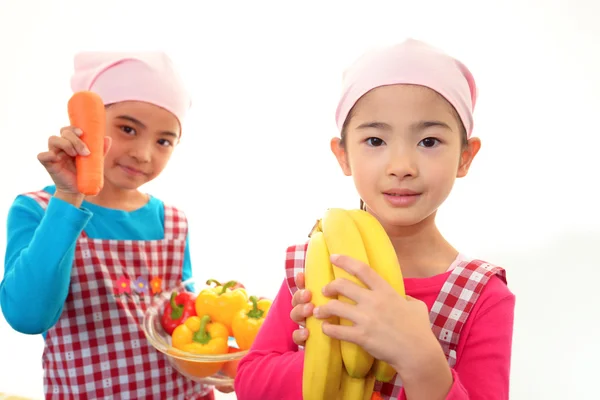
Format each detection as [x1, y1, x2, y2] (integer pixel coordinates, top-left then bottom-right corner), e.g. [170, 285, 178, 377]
[285, 242, 507, 399]
[25, 190, 212, 400]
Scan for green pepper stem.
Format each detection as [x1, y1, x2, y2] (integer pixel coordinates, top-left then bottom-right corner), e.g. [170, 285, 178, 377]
[206, 279, 222, 287]
[169, 292, 184, 320]
[219, 280, 238, 295]
[247, 296, 265, 319]
[192, 315, 212, 345]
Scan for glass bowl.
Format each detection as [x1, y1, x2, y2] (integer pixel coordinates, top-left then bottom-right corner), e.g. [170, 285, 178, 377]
[142, 278, 249, 386]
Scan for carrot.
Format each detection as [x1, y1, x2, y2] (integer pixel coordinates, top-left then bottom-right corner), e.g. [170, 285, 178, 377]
[67, 91, 106, 196]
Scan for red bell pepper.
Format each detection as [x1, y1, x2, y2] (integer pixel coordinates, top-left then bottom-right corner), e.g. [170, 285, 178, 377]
[161, 291, 197, 335]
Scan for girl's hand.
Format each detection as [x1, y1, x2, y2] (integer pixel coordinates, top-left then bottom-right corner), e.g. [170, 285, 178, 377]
[289, 272, 314, 346]
[37, 126, 111, 198]
[314, 254, 450, 384]
[215, 384, 234, 394]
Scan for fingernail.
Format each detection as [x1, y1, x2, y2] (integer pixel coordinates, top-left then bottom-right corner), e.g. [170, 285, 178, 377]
[313, 307, 320, 317]
[330, 254, 340, 262]
[304, 304, 311, 312]
[74, 128, 83, 135]
[81, 147, 90, 155]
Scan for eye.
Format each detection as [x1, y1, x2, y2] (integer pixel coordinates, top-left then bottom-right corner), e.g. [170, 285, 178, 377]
[120, 125, 136, 135]
[157, 138, 173, 147]
[419, 137, 440, 148]
[365, 137, 385, 147]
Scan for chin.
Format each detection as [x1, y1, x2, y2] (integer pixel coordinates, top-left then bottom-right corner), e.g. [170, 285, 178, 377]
[368, 203, 436, 229]
[105, 176, 147, 192]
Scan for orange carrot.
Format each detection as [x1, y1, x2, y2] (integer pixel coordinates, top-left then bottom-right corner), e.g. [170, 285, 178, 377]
[67, 91, 106, 196]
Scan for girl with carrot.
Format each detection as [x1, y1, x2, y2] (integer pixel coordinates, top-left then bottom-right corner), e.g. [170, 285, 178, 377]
[0, 52, 217, 399]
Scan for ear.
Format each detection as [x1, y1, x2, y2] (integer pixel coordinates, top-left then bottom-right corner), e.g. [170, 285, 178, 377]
[103, 136, 112, 157]
[330, 137, 352, 176]
[457, 137, 481, 178]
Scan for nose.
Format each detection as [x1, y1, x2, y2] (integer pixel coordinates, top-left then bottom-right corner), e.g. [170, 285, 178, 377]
[129, 140, 152, 163]
[385, 146, 418, 179]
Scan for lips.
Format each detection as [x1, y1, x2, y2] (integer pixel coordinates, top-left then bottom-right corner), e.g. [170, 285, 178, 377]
[383, 189, 421, 196]
[119, 164, 146, 176]
[382, 189, 422, 207]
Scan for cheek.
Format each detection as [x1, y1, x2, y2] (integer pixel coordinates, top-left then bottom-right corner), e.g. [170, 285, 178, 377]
[425, 155, 459, 192]
[151, 149, 173, 169]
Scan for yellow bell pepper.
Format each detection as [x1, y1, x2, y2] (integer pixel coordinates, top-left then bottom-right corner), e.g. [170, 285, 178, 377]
[171, 314, 229, 355]
[232, 296, 272, 350]
[169, 314, 230, 378]
[195, 279, 249, 336]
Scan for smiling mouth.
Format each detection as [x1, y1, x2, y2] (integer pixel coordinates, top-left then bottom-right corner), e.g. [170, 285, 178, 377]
[120, 165, 146, 176]
[383, 191, 421, 196]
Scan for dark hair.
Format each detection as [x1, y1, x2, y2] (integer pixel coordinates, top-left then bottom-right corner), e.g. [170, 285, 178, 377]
[338, 105, 469, 211]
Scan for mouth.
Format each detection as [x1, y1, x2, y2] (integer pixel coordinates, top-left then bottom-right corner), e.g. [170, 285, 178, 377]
[383, 189, 421, 196]
[119, 164, 147, 176]
[382, 189, 422, 207]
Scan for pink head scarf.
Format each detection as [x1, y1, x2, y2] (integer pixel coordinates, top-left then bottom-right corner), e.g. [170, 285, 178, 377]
[335, 38, 478, 137]
[70, 51, 191, 130]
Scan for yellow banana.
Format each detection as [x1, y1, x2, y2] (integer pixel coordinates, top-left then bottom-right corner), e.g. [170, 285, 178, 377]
[339, 368, 365, 400]
[362, 373, 377, 400]
[347, 209, 405, 382]
[303, 231, 343, 400]
[318, 208, 374, 378]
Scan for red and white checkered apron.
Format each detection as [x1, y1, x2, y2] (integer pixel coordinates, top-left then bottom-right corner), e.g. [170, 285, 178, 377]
[284, 242, 507, 400]
[25, 190, 213, 400]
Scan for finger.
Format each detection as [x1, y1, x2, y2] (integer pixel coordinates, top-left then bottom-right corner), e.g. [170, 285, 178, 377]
[321, 320, 360, 343]
[295, 272, 305, 290]
[60, 126, 83, 137]
[37, 151, 59, 164]
[60, 129, 90, 156]
[322, 277, 370, 304]
[292, 328, 309, 346]
[330, 254, 389, 292]
[215, 385, 234, 393]
[291, 288, 311, 307]
[290, 303, 314, 326]
[314, 298, 363, 324]
[48, 135, 78, 157]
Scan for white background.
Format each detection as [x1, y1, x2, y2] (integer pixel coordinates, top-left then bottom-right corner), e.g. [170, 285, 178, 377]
[0, 0, 599, 399]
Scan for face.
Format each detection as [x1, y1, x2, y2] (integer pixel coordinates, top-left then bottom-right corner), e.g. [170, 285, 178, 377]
[103, 101, 180, 191]
[331, 84, 481, 228]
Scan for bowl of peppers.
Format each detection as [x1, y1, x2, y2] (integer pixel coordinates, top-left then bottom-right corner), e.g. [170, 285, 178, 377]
[142, 278, 272, 386]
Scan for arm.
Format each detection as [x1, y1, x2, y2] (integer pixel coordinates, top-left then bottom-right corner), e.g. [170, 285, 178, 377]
[0, 195, 91, 334]
[399, 279, 516, 400]
[182, 234, 195, 293]
[234, 278, 304, 400]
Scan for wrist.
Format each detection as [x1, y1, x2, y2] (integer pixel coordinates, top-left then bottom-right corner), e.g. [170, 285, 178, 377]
[54, 190, 85, 208]
[395, 341, 453, 400]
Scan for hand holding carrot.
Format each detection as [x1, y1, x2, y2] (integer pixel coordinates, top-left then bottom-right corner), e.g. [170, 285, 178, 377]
[37, 126, 111, 200]
[37, 91, 111, 204]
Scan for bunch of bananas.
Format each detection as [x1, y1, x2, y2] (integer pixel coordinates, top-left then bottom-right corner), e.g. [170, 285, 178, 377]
[303, 208, 406, 400]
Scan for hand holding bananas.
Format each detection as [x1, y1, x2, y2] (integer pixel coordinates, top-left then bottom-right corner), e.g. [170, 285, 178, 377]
[311, 254, 454, 391]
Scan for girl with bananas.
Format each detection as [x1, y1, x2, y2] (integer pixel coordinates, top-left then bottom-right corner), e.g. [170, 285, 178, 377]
[234, 38, 515, 400]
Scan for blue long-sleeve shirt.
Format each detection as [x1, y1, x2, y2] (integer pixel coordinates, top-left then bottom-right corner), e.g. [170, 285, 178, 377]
[0, 185, 193, 336]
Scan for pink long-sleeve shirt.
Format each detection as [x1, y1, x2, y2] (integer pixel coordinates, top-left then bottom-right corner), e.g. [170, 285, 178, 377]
[235, 266, 515, 400]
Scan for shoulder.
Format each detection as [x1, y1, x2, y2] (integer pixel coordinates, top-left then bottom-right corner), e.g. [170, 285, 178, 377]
[147, 194, 188, 221]
[11, 186, 55, 212]
[461, 257, 515, 315]
[284, 241, 309, 295]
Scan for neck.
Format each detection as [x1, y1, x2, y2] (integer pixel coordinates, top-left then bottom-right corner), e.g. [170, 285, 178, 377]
[376, 210, 458, 278]
[85, 181, 148, 211]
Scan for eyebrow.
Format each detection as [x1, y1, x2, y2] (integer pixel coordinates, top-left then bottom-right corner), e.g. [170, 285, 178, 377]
[356, 120, 452, 133]
[115, 115, 179, 138]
